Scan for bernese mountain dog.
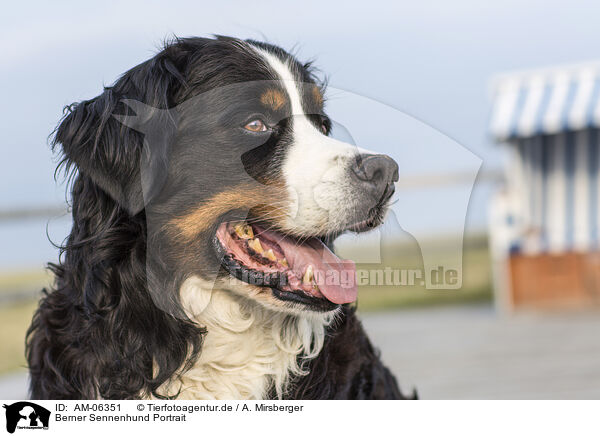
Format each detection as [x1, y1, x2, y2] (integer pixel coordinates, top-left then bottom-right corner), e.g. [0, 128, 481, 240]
[26, 36, 414, 400]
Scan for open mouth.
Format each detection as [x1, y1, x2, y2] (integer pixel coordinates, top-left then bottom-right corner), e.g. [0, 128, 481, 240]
[213, 221, 357, 311]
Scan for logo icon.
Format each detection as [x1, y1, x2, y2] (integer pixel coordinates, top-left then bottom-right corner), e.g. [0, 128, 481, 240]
[3, 402, 50, 434]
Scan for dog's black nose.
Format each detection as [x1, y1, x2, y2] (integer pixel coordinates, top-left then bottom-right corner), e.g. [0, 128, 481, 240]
[350, 154, 399, 201]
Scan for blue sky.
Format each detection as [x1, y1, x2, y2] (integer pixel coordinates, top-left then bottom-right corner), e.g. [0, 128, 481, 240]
[1, 0, 598, 269]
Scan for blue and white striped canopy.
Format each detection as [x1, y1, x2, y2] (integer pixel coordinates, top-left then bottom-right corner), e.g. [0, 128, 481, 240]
[489, 62, 600, 141]
[488, 62, 600, 256]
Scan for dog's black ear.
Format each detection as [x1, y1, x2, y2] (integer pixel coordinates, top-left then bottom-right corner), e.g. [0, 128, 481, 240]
[53, 45, 188, 215]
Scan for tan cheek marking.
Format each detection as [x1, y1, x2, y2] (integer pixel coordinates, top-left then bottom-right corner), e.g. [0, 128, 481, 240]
[260, 89, 287, 111]
[169, 183, 289, 240]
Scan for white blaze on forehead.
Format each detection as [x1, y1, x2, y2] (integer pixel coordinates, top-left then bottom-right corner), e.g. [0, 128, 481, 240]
[252, 48, 305, 116]
[251, 46, 360, 235]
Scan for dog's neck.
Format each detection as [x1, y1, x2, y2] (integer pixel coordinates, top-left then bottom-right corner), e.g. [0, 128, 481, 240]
[157, 276, 333, 399]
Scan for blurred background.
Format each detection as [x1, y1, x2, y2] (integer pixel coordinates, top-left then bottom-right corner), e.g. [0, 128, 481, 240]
[2, 0, 600, 399]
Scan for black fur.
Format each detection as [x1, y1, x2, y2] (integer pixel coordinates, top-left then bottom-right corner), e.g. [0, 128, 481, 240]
[26, 36, 412, 400]
[286, 306, 415, 399]
[26, 180, 204, 399]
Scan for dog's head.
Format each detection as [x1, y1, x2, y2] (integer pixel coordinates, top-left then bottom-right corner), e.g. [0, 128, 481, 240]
[54, 36, 398, 315]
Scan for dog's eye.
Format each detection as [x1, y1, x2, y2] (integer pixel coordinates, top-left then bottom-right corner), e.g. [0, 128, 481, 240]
[319, 118, 330, 135]
[244, 119, 268, 132]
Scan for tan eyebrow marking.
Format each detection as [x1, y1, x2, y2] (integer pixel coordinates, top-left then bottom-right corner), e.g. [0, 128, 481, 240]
[312, 86, 324, 107]
[260, 89, 287, 111]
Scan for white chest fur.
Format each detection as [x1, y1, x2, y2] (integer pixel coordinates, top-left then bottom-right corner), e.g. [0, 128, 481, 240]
[157, 277, 332, 399]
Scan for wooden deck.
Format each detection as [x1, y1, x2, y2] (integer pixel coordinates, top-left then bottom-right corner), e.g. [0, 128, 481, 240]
[1, 304, 600, 399]
[361, 304, 600, 399]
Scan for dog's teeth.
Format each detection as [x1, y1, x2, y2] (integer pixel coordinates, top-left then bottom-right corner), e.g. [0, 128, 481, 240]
[248, 238, 263, 254]
[263, 249, 277, 262]
[303, 265, 314, 285]
[234, 223, 254, 239]
[279, 258, 289, 267]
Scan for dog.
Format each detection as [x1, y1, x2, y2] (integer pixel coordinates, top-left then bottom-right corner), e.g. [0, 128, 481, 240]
[26, 35, 413, 400]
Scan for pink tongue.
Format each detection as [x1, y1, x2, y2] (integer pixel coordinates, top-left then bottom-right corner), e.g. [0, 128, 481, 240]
[275, 235, 357, 305]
